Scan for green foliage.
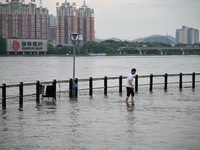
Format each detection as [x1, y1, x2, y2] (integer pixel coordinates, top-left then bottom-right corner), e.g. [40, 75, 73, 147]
[47, 44, 75, 55]
[0, 37, 199, 55]
[193, 43, 200, 47]
[47, 44, 57, 54]
[175, 43, 187, 47]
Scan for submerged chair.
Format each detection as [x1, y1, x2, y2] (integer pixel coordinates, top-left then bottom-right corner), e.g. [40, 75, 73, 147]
[42, 85, 56, 100]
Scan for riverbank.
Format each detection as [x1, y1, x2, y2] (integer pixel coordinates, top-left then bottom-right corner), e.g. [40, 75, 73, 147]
[1, 53, 200, 57]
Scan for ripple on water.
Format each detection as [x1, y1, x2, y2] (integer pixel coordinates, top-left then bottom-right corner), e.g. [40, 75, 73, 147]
[0, 87, 200, 150]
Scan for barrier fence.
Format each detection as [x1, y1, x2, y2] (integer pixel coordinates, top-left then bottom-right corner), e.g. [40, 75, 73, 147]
[1, 72, 200, 110]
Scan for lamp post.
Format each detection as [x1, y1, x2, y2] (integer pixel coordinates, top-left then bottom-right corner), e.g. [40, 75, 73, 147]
[70, 32, 79, 97]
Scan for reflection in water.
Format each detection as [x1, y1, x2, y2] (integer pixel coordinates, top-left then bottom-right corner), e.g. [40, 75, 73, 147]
[125, 100, 136, 147]
[35, 100, 56, 117]
[68, 100, 81, 150]
[35, 100, 56, 111]
[0, 56, 200, 150]
[2, 109, 7, 116]
[126, 101, 135, 111]
[69, 99, 79, 121]
[0, 88, 200, 150]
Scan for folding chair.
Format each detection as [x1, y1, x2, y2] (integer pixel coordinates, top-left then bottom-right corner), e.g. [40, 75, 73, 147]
[42, 85, 56, 100]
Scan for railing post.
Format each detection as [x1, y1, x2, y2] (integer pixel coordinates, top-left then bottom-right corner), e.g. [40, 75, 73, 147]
[19, 82, 23, 110]
[149, 74, 153, 92]
[89, 77, 93, 96]
[2, 84, 6, 110]
[119, 75, 122, 93]
[135, 75, 138, 93]
[53, 79, 57, 99]
[36, 81, 40, 102]
[104, 76, 107, 96]
[179, 73, 182, 89]
[69, 78, 73, 98]
[75, 78, 78, 97]
[192, 72, 195, 89]
[164, 73, 168, 90]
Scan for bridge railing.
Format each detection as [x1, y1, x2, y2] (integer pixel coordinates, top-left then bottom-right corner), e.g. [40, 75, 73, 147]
[1, 72, 200, 110]
[118, 46, 200, 55]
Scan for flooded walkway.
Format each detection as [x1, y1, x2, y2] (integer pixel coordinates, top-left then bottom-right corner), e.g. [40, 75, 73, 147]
[1, 87, 200, 150]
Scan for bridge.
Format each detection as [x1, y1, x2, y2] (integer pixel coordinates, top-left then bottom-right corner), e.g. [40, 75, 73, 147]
[118, 47, 200, 55]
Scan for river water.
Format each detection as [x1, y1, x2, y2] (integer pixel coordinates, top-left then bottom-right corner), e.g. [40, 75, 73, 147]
[0, 55, 200, 150]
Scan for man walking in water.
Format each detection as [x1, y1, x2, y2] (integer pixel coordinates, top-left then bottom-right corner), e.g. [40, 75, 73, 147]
[125, 68, 136, 105]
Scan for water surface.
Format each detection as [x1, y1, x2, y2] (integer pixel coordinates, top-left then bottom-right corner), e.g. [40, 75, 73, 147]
[0, 56, 200, 150]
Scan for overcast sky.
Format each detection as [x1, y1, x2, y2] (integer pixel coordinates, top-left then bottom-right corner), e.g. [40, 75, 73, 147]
[2, 0, 200, 40]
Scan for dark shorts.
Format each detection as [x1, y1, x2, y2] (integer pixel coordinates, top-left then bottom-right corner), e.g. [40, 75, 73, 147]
[126, 87, 135, 97]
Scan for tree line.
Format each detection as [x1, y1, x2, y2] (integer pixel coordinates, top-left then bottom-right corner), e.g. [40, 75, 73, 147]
[35, 40, 200, 55]
[0, 36, 200, 55]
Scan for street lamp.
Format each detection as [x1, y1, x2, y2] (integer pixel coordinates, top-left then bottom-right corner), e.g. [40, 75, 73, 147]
[70, 32, 79, 97]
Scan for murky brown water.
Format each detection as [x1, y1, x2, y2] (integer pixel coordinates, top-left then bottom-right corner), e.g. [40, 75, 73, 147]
[1, 87, 200, 150]
[0, 56, 200, 149]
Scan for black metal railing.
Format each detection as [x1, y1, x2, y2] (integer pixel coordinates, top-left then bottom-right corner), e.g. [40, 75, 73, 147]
[1, 72, 200, 110]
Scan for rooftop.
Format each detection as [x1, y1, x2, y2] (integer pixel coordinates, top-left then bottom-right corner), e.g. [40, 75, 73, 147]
[82, 0, 88, 7]
[63, 0, 69, 5]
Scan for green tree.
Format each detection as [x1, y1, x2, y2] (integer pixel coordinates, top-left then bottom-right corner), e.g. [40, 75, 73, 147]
[81, 41, 99, 54]
[175, 43, 187, 47]
[47, 44, 58, 54]
[58, 46, 74, 54]
[47, 40, 200, 55]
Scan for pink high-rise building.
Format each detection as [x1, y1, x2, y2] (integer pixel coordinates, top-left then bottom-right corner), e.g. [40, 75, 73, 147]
[77, 0, 95, 44]
[56, 0, 77, 45]
[0, 0, 49, 39]
[57, 0, 95, 45]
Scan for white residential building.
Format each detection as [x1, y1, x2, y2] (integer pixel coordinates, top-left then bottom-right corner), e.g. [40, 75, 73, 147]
[176, 26, 199, 44]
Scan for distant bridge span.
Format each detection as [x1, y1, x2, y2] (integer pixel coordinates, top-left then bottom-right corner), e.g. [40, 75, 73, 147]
[118, 47, 200, 55]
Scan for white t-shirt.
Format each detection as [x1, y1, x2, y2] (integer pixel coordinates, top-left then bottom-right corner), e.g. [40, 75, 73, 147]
[126, 73, 135, 87]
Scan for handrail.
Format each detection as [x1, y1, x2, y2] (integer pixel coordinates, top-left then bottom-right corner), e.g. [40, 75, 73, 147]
[1, 72, 200, 110]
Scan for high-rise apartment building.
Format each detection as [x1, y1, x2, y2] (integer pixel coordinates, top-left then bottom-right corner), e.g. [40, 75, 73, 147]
[49, 25, 57, 44]
[176, 26, 199, 44]
[57, 0, 95, 45]
[77, 0, 94, 44]
[49, 15, 57, 43]
[56, 1, 77, 45]
[49, 14, 56, 25]
[189, 28, 199, 44]
[0, 0, 49, 39]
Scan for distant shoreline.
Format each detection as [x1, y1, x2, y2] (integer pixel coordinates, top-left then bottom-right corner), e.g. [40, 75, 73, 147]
[0, 54, 199, 57]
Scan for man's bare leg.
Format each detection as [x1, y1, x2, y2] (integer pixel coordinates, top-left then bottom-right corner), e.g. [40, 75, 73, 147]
[125, 96, 129, 103]
[131, 96, 134, 106]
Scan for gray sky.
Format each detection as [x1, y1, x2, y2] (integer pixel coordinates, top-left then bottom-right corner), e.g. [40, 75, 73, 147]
[2, 0, 200, 40]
